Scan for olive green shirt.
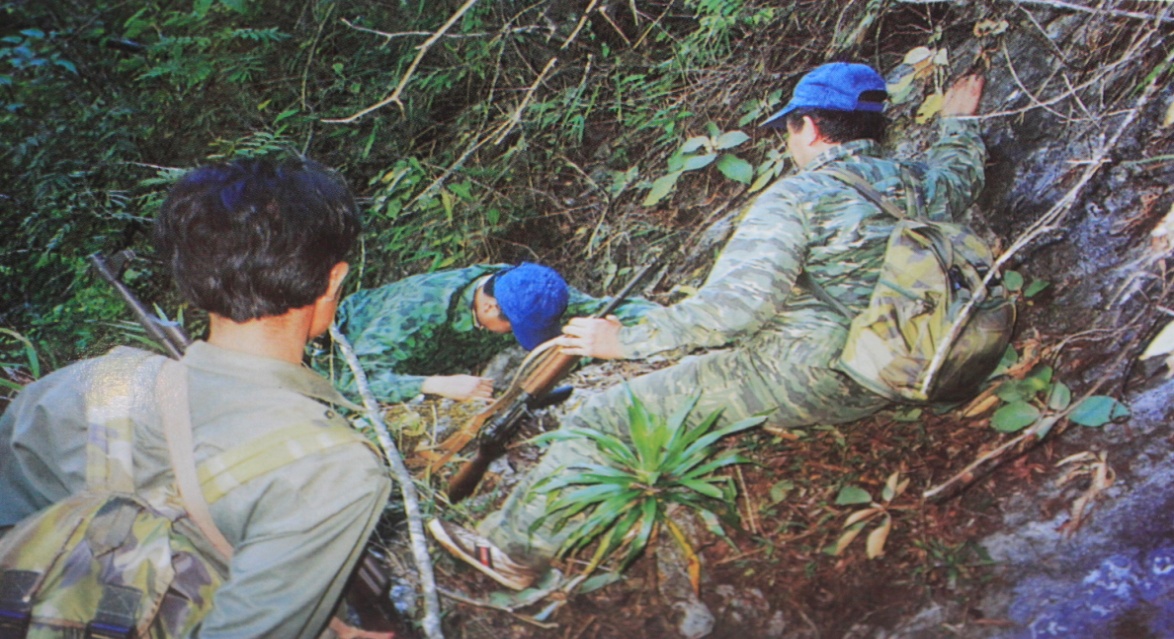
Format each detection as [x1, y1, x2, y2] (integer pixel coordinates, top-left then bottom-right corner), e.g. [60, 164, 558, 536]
[0, 341, 392, 638]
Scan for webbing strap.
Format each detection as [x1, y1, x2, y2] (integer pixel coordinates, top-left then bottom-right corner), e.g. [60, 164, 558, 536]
[798, 167, 923, 317]
[196, 424, 372, 505]
[159, 360, 235, 560]
[83, 349, 157, 493]
[822, 167, 912, 221]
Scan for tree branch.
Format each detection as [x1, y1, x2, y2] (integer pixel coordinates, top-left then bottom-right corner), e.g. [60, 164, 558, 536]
[330, 325, 445, 639]
[325, 0, 482, 124]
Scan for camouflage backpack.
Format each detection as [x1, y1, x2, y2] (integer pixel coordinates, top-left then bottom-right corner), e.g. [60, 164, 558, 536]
[803, 168, 1016, 404]
[0, 350, 362, 638]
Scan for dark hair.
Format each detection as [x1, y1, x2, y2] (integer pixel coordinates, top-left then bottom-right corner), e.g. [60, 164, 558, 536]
[154, 157, 360, 322]
[785, 103, 887, 144]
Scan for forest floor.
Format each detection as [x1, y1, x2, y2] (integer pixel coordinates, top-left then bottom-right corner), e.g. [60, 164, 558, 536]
[374, 324, 1136, 639]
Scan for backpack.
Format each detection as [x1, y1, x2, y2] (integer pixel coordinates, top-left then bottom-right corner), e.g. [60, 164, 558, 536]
[801, 167, 1016, 404]
[0, 351, 364, 638]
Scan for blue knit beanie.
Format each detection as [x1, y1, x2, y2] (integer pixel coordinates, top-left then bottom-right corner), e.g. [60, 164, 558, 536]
[492, 263, 569, 350]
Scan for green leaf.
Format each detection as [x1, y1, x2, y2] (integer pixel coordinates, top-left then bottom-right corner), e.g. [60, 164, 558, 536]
[991, 400, 1041, 433]
[1024, 365, 1053, 391]
[1047, 382, 1071, 411]
[714, 130, 750, 150]
[579, 572, 623, 594]
[769, 480, 794, 505]
[992, 344, 1019, 377]
[994, 382, 1026, 403]
[1024, 279, 1050, 298]
[1069, 395, 1130, 427]
[835, 485, 872, 505]
[643, 172, 681, 206]
[681, 153, 717, 172]
[716, 154, 753, 184]
[1003, 270, 1024, 292]
[679, 136, 710, 154]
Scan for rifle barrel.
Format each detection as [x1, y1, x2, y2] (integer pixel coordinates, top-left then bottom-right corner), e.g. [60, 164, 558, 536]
[89, 252, 189, 360]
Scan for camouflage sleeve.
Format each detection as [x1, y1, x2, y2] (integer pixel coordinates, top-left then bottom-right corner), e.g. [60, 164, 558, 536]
[921, 117, 986, 222]
[564, 285, 660, 325]
[616, 188, 810, 358]
[332, 286, 438, 403]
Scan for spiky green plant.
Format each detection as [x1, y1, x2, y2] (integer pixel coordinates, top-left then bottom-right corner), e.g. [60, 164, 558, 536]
[531, 388, 763, 589]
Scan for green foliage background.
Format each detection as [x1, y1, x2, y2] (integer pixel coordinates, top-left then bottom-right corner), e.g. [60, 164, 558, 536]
[4, 0, 1156, 372]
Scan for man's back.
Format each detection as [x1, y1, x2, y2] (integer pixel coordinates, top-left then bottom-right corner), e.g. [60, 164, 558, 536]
[0, 342, 390, 637]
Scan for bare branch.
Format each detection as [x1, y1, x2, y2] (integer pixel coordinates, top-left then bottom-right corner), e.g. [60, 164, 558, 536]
[325, 0, 482, 124]
[1000, 0, 1174, 23]
[330, 325, 445, 639]
[340, 17, 543, 41]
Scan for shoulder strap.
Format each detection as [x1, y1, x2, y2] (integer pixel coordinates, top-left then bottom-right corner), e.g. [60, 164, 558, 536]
[798, 167, 919, 317]
[196, 423, 370, 504]
[821, 167, 911, 221]
[157, 360, 235, 560]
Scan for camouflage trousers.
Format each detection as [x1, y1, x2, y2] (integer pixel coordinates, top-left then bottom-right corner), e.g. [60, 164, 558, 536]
[479, 310, 891, 561]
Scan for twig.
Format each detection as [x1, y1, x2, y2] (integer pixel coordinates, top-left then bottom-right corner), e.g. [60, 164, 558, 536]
[329, 325, 445, 639]
[921, 34, 1174, 398]
[340, 17, 540, 41]
[1000, 0, 1174, 23]
[325, 0, 481, 123]
[735, 464, 759, 535]
[436, 586, 560, 629]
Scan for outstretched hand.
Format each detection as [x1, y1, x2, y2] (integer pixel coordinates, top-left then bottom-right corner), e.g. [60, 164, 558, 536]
[941, 74, 985, 117]
[420, 374, 494, 401]
[557, 316, 624, 360]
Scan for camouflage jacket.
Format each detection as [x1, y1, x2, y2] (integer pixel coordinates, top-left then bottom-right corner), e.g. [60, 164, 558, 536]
[325, 264, 657, 403]
[0, 342, 391, 638]
[618, 118, 986, 359]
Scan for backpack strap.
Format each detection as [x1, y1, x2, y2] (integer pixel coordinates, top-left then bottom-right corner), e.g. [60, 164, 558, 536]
[83, 348, 159, 493]
[195, 423, 372, 505]
[821, 167, 913, 221]
[158, 359, 236, 560]
[798, 167, 916, 318]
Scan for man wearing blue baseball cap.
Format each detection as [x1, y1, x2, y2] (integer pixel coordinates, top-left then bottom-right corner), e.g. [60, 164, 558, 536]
[428, 62, 990, 590]
[317, 262, 654, 403]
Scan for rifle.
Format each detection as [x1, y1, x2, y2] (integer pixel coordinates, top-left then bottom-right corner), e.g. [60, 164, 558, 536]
[445, 262, 657, 503]
[89, 250, 412, 637]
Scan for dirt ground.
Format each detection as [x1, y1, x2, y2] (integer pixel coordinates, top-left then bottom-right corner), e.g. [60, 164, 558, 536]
[374, 329, 1105, 639]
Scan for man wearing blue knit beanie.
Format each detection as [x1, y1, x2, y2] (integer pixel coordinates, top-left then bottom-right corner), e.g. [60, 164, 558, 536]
[317, 262, 654, 403]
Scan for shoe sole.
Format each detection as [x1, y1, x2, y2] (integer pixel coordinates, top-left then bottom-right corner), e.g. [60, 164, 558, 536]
[427, 519, 530, 591]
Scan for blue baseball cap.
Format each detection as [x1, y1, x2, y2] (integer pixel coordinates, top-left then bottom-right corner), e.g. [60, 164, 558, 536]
[491, 262, 569, 350]
[762, 62, 887, 128]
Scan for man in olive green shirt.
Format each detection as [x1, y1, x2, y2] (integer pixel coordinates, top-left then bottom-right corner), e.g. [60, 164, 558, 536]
[0, 158, 392, 637]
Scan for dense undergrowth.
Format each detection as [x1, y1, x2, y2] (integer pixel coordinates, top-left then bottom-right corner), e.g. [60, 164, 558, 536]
[0, 0, 1012, 370]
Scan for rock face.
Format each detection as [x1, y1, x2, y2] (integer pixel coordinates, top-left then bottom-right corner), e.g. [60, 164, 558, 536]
[887, 5, 1174, 638]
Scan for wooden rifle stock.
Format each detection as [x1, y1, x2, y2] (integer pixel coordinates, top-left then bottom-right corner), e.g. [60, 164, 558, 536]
[446, 263, 656, 503]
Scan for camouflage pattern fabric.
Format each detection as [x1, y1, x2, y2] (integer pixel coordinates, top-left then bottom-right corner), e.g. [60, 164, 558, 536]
[822, 174, 1016, 403]
[480, 118, 986, 559]
[0, 353, 375, 638]
[321, 264, 657, 403]
[0, 343, 391, 638]
[0, 351, 224, 638]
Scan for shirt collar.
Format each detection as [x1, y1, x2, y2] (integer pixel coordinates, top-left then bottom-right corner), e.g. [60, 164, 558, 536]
[804, 139, 879, 172]
[181, 340, 362, 412]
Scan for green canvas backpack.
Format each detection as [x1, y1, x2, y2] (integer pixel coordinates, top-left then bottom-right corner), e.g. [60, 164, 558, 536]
[0, 351, 364, 638]
[802, 168, 1016, 404]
